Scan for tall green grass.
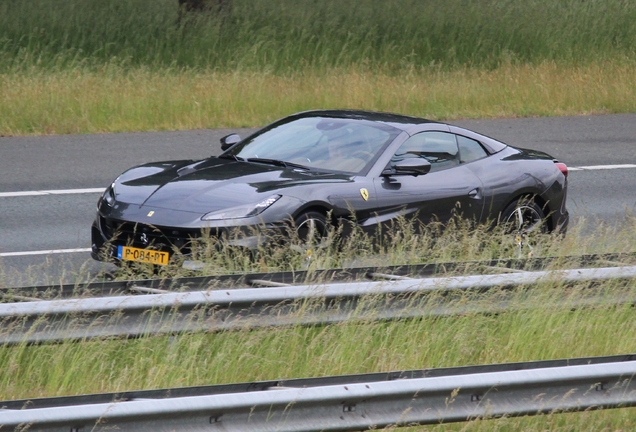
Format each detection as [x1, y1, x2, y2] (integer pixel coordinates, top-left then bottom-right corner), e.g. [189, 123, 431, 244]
[1, 218, 635, 429]
[2, 281, 636, 430]
[2, 61, 636, 135]
[120, 213, 636, 281]
[2, 0, 635, 135]
[1, 0, 635, 72]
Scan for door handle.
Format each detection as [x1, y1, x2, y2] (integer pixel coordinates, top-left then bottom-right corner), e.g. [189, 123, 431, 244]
[468, 188, 481, 199]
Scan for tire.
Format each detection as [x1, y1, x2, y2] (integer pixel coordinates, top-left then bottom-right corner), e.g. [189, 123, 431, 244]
[294, 211, 328, 245]
[499, 198, 547, 254]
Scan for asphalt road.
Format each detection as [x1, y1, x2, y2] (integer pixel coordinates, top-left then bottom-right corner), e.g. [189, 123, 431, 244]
[1, 114, 635, 286]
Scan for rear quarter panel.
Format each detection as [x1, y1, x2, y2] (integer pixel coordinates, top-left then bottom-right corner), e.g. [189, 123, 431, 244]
[463, 147, 563, 222]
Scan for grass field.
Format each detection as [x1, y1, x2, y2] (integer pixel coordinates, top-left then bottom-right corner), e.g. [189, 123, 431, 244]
[2, 61, 636, 136]
[2, 0, 635, 71]
[2, 218, 636, 431]
[1, 0, 635, 135]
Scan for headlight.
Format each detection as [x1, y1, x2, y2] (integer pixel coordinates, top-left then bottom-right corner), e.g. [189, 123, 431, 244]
[102, 183, 116, 207]
[201, 195, 282, 221]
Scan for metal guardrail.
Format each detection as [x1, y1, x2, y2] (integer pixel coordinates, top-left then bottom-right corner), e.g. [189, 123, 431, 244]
[1, 265, 635, 345]
[3, 252, 635, 300]
[2, 354, 636, 431]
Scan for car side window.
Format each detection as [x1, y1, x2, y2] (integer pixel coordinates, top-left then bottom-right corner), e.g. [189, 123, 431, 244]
[391, 131, 459, 173]
[457, 135, 488, 164]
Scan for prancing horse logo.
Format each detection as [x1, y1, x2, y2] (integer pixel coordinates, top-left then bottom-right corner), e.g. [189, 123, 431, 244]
[360, 188, 369, 201]
[140, 233, 149, 245]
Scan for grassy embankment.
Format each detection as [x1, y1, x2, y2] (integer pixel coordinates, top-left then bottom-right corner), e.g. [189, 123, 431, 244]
[2, 62, 636, 135]
[1, 1, 636, 428]
[2, 218, 636, 431]
[1, 0, 635, 135]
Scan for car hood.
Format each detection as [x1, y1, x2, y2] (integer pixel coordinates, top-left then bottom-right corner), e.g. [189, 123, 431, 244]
[114, 157, 350, 214]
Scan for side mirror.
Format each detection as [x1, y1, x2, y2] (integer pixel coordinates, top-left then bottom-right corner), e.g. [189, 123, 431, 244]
[220, 133, 241, 151]
[383, 159, 432, 176]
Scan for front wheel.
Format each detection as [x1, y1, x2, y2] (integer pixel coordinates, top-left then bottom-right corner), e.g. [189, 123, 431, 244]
[294, 211, 328, 245]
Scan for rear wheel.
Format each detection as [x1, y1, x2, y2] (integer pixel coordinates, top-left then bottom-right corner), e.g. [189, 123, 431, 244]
[500, 198, 547, 255]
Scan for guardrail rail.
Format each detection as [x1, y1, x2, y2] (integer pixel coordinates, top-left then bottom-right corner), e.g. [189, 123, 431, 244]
[0, 264, 635, 345]
[3, 252, 635, 300]
[2, 354, 636, 431]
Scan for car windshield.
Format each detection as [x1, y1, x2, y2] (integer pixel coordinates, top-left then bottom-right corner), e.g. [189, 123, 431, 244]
[226, 116, 401, 174]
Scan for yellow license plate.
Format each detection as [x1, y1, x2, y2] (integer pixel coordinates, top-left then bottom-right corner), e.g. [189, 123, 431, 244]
[117, 245, 170, 266]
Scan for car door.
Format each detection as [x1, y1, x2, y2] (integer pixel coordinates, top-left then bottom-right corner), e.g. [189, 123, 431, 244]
[371, 131, 485, 227]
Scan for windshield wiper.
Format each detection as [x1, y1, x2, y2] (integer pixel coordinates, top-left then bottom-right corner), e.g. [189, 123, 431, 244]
[246, 158, 310, 170]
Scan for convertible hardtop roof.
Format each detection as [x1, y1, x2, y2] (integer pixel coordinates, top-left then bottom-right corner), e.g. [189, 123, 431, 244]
[292, 109, 438, 131]
[291, 110, 508, 153]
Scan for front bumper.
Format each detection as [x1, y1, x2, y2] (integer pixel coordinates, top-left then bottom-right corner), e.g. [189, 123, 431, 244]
[91, 214, 286, 263]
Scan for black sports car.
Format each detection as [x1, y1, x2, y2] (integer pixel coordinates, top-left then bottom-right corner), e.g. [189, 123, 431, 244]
[91, 110, 569, 266]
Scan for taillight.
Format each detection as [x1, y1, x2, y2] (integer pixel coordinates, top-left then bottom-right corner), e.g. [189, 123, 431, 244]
[554, 162, 568, 178]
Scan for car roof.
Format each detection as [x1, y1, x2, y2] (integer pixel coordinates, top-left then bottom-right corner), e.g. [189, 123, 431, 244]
[274, 110, 509, 154]
[292, 109, 439, 131]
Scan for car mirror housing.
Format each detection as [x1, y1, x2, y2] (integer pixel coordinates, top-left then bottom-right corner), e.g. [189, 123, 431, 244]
[220, 133, 241, 151]
[383, 158, 432, 176]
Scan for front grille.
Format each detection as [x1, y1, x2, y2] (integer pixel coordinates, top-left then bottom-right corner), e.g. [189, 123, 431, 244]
[100, 217, 200, 254]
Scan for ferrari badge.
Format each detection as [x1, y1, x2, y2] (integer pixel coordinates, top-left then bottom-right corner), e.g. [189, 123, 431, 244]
[360, 188, 369, 201]
[147, 211, 155, 217]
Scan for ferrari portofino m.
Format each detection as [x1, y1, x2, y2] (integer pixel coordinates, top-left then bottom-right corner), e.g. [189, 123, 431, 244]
[91, 110, 569, 266]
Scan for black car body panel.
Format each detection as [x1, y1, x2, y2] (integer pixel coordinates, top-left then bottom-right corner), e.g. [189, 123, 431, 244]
[92, 110, 569, 263]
